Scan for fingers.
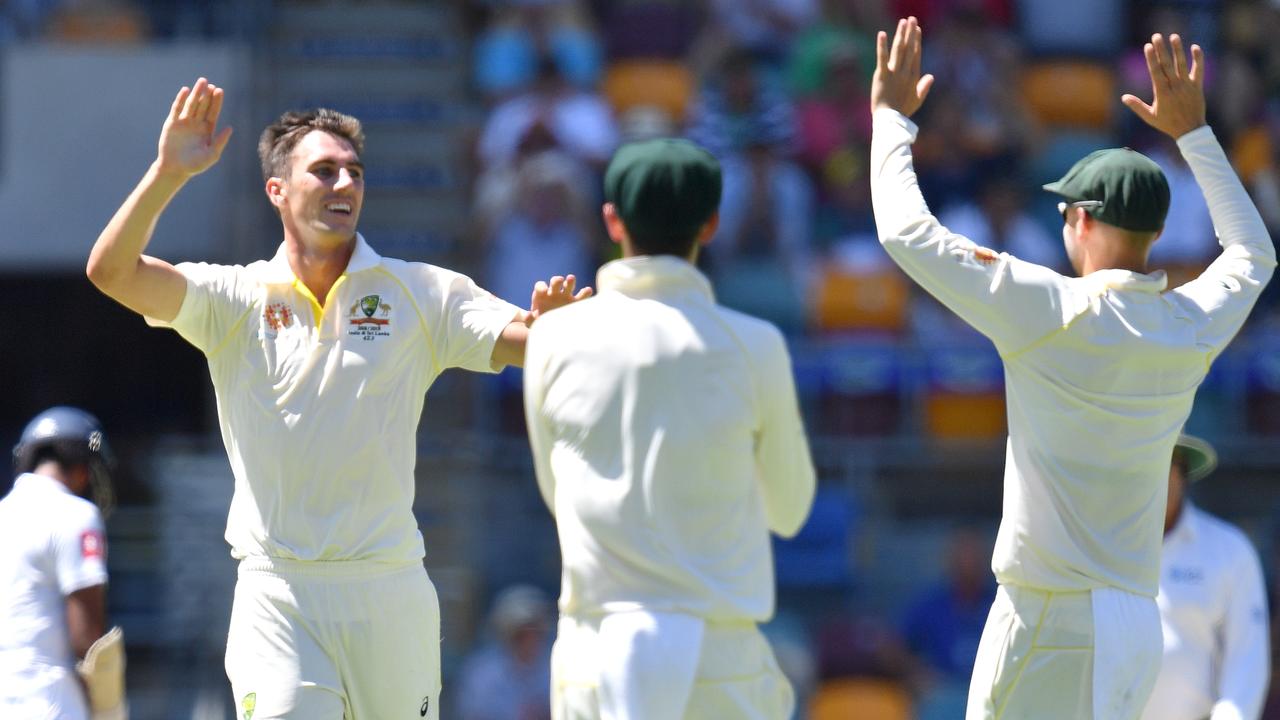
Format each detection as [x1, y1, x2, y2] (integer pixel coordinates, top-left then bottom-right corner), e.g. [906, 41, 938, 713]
[1169, 34, 1188, 79]
[169, 86, 189, 123]
[918, 74, 935, 103]
[875, 30, 888, 73]
[574, 287, 594, 300]
[1150, 34, 1174, 86]
[1189, 43, 1204, 87]
[211, 126, 234, 159]
[1121, 93, 1156, 126]
[179, 77, 207, 120]
[205, 84, 224, 124]
[908, 18, 923, 80]
[888, 18, 906, 70]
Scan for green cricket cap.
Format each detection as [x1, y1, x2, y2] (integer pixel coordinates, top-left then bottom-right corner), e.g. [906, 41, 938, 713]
[1174, 433, 1218, 483]
[1043, 148, 1170, 232]
[604, 138, 722, 248]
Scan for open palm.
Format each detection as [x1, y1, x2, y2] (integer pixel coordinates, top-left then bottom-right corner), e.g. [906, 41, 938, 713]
[157, 77, 233, 179]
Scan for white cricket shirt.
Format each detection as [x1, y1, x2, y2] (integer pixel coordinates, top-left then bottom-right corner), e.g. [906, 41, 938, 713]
[150, 234, 521, 564]
[523, 256, 817, 621]
[871, 109, 1275, 596]
[0, 474, 107, 685]
[1141, 503, 1270, 720]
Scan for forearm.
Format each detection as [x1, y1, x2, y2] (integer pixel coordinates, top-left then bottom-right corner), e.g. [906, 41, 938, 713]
[1178, 126, 1276, 269]
[490, 319, 531, 369]
[87, 162, 188, 291]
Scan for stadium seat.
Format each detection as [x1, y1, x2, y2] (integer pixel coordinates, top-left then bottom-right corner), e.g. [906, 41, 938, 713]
[602, 60, 694, 121]
[923, 345, 1006, 439]
[50, 3, 149, 43]
[1021, 61, 1116, 131]
[808, 677, 912, 720]
[813, 264, 911, 334]
[820, 340, 905, 436]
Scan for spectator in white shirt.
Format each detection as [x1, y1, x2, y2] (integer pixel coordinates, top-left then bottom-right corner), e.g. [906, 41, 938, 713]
[1141, 434, 1271, 720]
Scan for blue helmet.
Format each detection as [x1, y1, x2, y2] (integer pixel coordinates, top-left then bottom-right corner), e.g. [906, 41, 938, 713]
[12, 406, 115, 516]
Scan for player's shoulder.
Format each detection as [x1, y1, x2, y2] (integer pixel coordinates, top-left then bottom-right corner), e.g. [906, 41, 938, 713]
[376, 256, 476, 295]
[1194, 507, 1261, 560]
[714, 303, 789, 350]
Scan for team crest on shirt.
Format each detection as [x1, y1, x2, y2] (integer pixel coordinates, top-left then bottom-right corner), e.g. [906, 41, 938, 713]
[263, 303, 295, 334]
[348, 293, 392, 341]
[80, 530, 105, 559]
[241, 692, 256, 719]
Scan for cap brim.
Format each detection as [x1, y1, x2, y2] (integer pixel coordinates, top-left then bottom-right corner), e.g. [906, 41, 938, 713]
[1176, 434, 1218, 483]
[1042, 180, 1069, 196]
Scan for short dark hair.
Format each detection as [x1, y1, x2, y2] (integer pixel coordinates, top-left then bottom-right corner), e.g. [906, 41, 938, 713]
[257, 108, 365, 181]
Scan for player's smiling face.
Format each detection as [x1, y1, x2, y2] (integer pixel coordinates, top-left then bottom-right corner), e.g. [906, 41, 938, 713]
[276, 130, 364, 248]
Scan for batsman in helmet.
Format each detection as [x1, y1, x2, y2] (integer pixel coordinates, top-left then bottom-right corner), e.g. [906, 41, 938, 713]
[1, 407, 127, 719]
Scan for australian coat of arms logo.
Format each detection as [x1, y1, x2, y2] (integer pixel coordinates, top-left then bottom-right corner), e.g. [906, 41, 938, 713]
[349, 293, 392, 340]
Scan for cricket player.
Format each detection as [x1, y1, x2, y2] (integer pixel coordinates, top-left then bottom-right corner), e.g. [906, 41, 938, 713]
[86, 79, 589, 719]
[0, 406, 126, 720]
[870, 19, 1275, 720]
[1141, 434, 1270, 720]
[523, 138, 817, 720]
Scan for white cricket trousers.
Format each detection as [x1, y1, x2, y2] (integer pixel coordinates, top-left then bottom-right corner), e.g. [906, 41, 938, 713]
[550, 611, 794, 720]
[966, 584, 1162, 720]
[224, 558, 441, 720]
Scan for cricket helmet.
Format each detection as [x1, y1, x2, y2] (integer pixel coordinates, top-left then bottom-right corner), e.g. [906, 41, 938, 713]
[13, 406, 116, 516]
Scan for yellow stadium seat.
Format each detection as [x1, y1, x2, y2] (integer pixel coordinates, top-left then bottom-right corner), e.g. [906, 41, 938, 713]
[602, 60, 695, 121]
[1021, 61, 1115, 131]
[808, 678, 913, 720]
[813, 265, 910, 334]
[925, 391, 1007, 439]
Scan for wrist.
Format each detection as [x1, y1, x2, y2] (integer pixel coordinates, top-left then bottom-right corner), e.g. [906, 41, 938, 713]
[149, 160, 192, 185]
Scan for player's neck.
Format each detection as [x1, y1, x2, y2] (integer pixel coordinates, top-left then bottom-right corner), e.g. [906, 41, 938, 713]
[284, 233, 356, 307]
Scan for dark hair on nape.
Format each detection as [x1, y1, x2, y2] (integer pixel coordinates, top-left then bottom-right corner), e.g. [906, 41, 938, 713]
[626, 221, 709, 258]
[257, 108, 365, 181]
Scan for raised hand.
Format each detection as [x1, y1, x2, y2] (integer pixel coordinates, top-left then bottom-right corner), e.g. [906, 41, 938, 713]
[529, 274, 593, 320]
[156, 77, 234, 180]
[1121, 33, 1207, 139]
[871, 16, 935, 118]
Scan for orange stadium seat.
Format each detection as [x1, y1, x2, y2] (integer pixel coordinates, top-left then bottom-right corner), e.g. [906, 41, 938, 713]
[808, 678, 913, 720]
[923, 346, 1007, 440]
[50, 2, 149, 43]
[602, 60, 695, 121]
[813, 264, 910, 334]
[1021, 61, 1116, 131]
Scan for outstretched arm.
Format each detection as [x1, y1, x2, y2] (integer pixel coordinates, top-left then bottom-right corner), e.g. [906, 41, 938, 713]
[86, 78, 233, 322]
[869, 18, 1076, 353]
[1130, 34, 1278, 352]
[490, 274, 593, 368]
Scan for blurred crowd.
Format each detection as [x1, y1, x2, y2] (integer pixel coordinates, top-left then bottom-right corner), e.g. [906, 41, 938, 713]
[459, 0, 1280, 345]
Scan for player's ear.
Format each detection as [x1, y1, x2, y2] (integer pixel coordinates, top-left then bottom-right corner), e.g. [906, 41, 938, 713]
[602, 203, 628, 246]
[265, 176, 286, 208]
[696, 212, 720, 247]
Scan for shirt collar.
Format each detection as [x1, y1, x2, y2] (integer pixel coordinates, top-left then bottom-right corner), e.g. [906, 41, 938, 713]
[258, 233, 381, 284]
[596, 255, 715, 301]
[1167, 501, 1200, 544]
[1075, 268, 1169, 297]
[13, 472, 72, 495]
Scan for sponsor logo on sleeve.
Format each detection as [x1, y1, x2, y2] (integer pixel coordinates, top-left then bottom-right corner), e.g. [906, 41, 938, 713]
[348, 294, 392, 341]
[241, 692, 256, 720]
[420, 696, 430, 717]
[80, 530, 105, 560]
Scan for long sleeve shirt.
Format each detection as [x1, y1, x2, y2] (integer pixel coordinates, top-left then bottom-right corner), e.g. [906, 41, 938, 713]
[1141, 503, 1270, 720]
[870, 108, 1275, 596]
[523, 256, 816, 621]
